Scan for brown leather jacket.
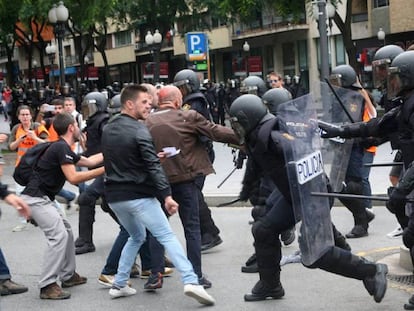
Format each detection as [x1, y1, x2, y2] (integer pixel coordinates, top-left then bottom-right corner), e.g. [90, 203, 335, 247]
[146, 108, 240, 184]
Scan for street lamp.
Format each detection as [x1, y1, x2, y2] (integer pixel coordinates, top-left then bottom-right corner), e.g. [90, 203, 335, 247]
[48, 1, 69, 88]
[313, 0, 336, 79]
[45, 43, 57, 87]
[32, 59, 38, 89]
[377, 27, 386, 46]
[145, 29, 163, 83]
[243, 41, 250, 77]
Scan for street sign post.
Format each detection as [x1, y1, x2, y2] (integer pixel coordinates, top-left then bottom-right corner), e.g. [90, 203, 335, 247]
[185, 32, 208, 61]
[185, 32, 211, 80]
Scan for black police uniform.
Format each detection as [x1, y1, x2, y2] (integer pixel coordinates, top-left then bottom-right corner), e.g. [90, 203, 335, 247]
[243, 115, 385, 302]
[75, 111, 109, 254]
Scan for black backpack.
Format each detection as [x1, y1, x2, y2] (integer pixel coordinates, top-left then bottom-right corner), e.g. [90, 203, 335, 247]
[13, 142, 52, 186]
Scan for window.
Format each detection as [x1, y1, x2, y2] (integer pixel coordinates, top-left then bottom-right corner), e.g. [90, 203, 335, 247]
[373, 0, 389, 8]
[335, 35, 346, 65]
[115, 31, 131, 47]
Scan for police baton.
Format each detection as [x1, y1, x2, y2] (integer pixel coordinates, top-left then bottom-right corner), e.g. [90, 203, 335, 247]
[324, 78, 355, 123]
[217, 167, 237, 189]
[364, 162, 404, 167]
[311, 191, 414, 203]
[217, 197, 241, 207]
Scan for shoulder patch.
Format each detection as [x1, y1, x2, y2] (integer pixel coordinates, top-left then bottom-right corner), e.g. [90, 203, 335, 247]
[182, 103, 191, 111]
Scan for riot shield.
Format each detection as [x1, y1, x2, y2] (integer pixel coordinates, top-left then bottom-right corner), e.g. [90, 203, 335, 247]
[277, 94, 334, 266]
[317, 82, 364, 192]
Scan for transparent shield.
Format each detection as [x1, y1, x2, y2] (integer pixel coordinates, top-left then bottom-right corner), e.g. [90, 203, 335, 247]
[387, 67, 402, 100]
[372, 59, 389, 89]
[277, 93, 334, 266]
[318, 82, 364, 192]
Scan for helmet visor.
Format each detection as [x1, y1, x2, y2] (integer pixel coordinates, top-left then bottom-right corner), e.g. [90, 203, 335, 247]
[387, 66, 402, 100]
[239, 85, 258, 95]
[229, 117, 246, 144]
[372, 59, 390, 89]
[328, 74, 342, 87]
[81, 99, 98, 119]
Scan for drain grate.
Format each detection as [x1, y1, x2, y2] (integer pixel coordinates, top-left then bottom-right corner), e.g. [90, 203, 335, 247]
[388, 274, 414, 286]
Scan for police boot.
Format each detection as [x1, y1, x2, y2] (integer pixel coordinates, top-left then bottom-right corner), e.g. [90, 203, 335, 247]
[404, 294, 414, 310]
[241, 253, 258, 273]
[332, 224, 351, 251]
[76, 207, 95, 255]
[244, 247, 284, 301]
[244, 269, 284, 301]
[342, 200, 369, 238]
[314, 246, 387, 303]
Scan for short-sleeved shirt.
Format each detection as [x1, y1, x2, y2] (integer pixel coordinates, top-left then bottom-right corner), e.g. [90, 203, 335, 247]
[22, 138, 81, 200]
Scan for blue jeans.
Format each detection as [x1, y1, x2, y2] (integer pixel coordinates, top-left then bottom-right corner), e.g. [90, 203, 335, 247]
[58, 188, 76, 202]
[362, 151, 375, 208]
[0, 248, 11, 280]
[171, 181, 202, 278]
[109, 197, 198, 288]
[101, 225, 157, 275]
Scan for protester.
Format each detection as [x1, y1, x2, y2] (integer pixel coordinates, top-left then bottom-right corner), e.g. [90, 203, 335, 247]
[101, 84, 215, 305]
[19, 112, 105, 299]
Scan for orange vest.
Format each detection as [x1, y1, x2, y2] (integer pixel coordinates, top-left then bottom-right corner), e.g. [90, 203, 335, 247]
[15, 123, 49, 166]
[363, 107, 377, 154]
[47, 123, 60, 142]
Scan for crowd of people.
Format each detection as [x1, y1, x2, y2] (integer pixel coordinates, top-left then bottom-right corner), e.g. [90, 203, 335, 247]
[1, 45, 414, 309]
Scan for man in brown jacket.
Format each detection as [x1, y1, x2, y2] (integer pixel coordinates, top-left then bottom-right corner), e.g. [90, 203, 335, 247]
[146, 85, 240, 289]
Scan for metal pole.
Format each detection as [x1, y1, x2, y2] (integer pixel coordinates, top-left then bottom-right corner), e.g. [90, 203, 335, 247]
[154, 46, 160, 83]
[317, 0, 329, 81]
[57, 23, 65, 87]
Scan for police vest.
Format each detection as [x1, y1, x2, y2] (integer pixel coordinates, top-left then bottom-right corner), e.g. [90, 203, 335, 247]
[84, 112, 109, 157]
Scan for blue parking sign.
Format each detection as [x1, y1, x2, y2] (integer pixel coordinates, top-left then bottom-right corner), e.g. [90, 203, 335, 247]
[185, 32, 208, 61]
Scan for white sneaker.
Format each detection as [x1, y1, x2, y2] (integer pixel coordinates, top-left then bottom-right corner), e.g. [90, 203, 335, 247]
[386, 226, 403, 238]
[184, 284, 215, 305]
[12, 223, 27, 232]
[109, 285, 136, 298]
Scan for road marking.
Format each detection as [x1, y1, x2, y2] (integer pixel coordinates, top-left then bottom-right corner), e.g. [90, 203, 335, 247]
[356, 246, 400, 257]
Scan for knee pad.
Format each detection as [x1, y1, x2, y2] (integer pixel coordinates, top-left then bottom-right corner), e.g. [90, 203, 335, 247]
[78, 191, 97, 207]
[251, 205, 267, 221]
[252, 219, 277, 246]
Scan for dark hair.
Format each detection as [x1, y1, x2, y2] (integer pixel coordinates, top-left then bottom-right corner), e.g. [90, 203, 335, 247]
[120, 84, 148, 108]
[16, 105, 33, 117]
[53, 112, 75, 136]
[51, 98, 64, 107]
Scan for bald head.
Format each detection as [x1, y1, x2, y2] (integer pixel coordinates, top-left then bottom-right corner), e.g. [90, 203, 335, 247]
[158, 85, 183, 109]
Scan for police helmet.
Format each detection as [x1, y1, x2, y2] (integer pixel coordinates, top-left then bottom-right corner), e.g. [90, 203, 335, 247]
[372, 45, 404, 89]
[239, 76, 267, 97]
[229, 94, 272, 138]
[387, 51, 414, 99]
[108, 94, 121, 115]
[329, 65, 361, 89]
[262, 88, 292, 115]
[82, 91, 108, 118]
[173, 69, 200, 93]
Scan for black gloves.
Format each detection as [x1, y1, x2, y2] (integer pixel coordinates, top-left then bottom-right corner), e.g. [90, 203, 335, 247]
[386, 186, 407, 214]
[318, 120, 345, 138]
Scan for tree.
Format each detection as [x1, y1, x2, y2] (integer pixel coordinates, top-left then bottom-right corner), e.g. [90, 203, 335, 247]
[216, 0, 358, 70]
[0, 1, 23, 85]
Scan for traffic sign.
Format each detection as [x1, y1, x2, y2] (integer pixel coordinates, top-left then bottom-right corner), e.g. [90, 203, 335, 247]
[185, 32, 208, 61]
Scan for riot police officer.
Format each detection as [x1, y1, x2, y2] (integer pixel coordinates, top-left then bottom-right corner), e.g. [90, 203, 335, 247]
[328, 65, 376, 238]
[230, 94, 387, 303]
[75, 91, 110, 254]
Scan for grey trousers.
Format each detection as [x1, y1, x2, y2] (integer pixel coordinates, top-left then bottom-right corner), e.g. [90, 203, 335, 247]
[21, 194, 76, 289]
